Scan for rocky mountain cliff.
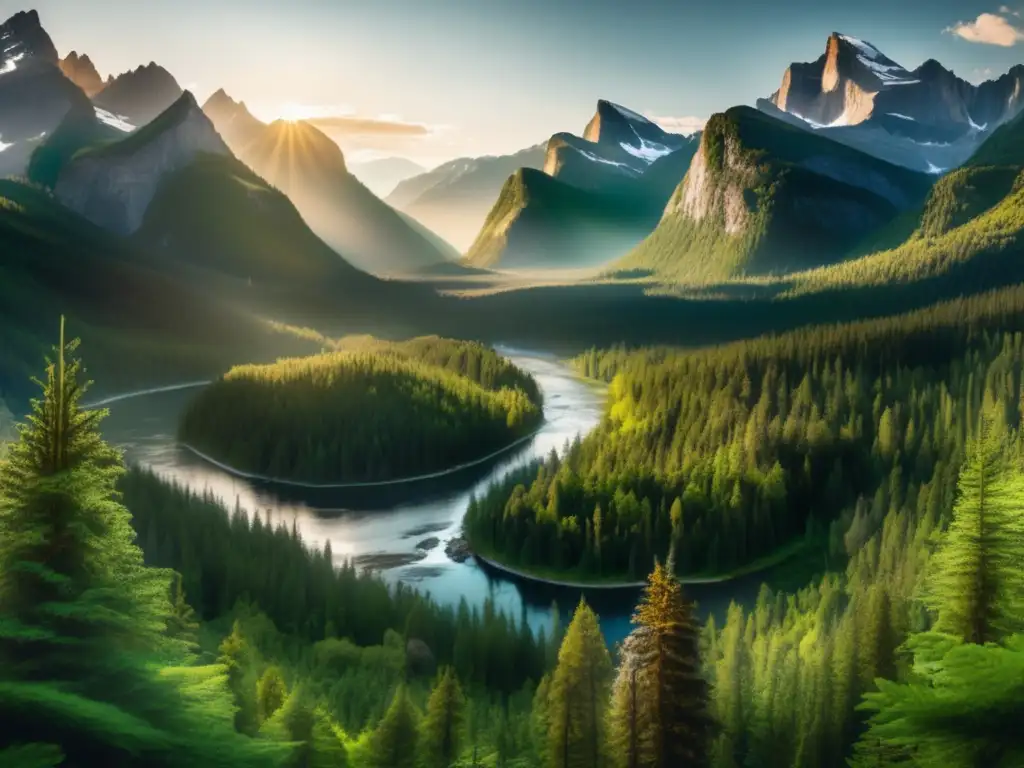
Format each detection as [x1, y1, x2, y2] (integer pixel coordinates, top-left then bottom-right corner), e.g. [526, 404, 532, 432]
[759, 33, 1024, 172]
[614, 106, 933, 282]
[59, 50, 103, 96]
[0, 10, 91, 176]
[54, 91, 230, 235]
[93, 61, 182, 126]
[543, 100, 692, 191]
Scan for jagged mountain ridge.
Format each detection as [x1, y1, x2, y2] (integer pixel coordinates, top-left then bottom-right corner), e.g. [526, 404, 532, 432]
[202, 90, 454, 275]
[54, 91, 230, 235]
[93, 61, 182, 126]
[59, 50, 103, 96]
[464, 101, 700, 270]
[0, 10, 91, 177]
[614, 105, 933, 282]
[758, 32, 1024, 172]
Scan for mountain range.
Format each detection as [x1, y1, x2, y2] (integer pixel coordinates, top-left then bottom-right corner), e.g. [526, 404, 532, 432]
[387, 143, 548, 252]
[349, 156, 425, 198]
[202, 89, 456, 274]
[757, 32, 1024, 173]
[463, 101, 699, 270]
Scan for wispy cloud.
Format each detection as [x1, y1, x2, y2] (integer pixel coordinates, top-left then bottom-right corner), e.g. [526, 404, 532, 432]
[971, 66, 996, 83]
[645, 114, 707, 135]
[306, 115, 430, 136]
[946, 10, 1024, 46]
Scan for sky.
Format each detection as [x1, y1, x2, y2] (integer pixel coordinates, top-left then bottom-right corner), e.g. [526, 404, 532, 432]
[6, 0, 1024, 167]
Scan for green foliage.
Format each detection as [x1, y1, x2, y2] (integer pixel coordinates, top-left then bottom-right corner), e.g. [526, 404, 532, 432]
[258, 666, 289, 726]
[922, 416, 1024, 643]
[179, 339, 542, 483]
[362, 685, 420, 768]
[0, 324, 288, 766]
[419, 667, 466, 768]
[27, 106, 122, 188]
[545, 599, 612, 768]
[467, 286, 1024, 583]
[123, 468, 547, 695]
[613, 106, 931, 283]
[464, 168, 658, 270]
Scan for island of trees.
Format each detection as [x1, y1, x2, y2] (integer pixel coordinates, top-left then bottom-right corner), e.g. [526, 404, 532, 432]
[3, 324, 1021, 766]
[178, 336, 543, 483]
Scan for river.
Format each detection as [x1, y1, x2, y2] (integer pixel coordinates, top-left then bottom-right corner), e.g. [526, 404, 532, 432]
[100, 348, 765, 646]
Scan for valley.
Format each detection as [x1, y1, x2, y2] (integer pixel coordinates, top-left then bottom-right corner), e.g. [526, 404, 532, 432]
[1, 5, 1022, 768]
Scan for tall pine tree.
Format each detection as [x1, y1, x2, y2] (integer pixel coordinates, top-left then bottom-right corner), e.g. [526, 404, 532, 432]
[547, 598, 612, 768]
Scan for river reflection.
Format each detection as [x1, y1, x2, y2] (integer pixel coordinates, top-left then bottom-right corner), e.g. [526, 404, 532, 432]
[102, 348, 757, 646]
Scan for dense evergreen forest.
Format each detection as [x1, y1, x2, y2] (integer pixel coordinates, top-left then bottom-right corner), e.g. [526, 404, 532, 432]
[465, 285, 1024, 583]
[2, 325, 1021, 766]
[179, 337, 543, 483]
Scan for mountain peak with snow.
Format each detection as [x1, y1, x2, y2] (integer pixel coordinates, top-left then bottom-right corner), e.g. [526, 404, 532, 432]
[759, 32, 1024, 173]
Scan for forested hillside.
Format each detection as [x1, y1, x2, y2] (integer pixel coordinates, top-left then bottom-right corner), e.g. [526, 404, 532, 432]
[466, 285, 1024, 581]
[179, 338, 543, 483]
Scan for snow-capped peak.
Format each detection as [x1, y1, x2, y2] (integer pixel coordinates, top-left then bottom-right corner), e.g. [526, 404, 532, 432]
[836, 33, 918, 87]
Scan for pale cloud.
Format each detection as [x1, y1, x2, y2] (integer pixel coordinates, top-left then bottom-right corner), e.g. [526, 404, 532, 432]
[946, 11, 1024, 46]
[306, 115, 430, 136]
[1000, 5, 1021, 16]
[971, 66, 996, 83]
[645, 114, 707, 135]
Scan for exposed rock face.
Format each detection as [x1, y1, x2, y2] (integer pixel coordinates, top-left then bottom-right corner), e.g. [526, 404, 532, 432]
[762, 32, 1024, 171]
[201, 88, 265, 151]
[0, 10, 89, 177]
[54, 92, 230, 235]
[59, 51, 103, 96]
[94, 62, 182, 126]
[543, 100, 691, 191]
[617, 106, 932, 282]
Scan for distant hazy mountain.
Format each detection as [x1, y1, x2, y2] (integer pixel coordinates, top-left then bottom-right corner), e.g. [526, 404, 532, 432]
[54, 91, 230, 235]
[758, 32, 1024, 172]
[93, 61, 182, 126]
[201, 88, 264, 149]
[464, 101, 699, 270]
[203, 90, 454, 275]
[0, 10, 91, 177]
[387, 143, 547, 251]
[349, 156, 426, 198]
[614, 106, 932, 283]
[59, 50, 103, 96]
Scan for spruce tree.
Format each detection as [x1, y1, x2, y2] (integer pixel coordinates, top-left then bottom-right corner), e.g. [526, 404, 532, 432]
[923, 416, 1024, 644]
[547, 598, 612, 768]
[0, 322, 283, 766]
[419, 666, 466, 768]
[616, 561, 713, 768]
[364, 684, 420, 768]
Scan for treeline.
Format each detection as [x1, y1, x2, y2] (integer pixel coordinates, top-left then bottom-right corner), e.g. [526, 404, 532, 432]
[178, 337, 543, 483]
[703, 411, 1024, 767]
[466, 287, 1024, 581]
[125, 468, 547, 698]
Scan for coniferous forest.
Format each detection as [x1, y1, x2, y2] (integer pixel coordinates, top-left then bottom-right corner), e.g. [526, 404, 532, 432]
[178, 337, 543, 483]
[5, 5, 1024, 766]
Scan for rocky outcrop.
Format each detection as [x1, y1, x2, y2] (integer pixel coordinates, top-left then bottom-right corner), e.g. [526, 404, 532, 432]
[59, 51, 103, 96]
[762, 32, 1024, 172]
[616, 106, 932, 282]
[0, 10, 90, 177]
[54, 91, 230, 235]
[94, 62, 182, 126]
